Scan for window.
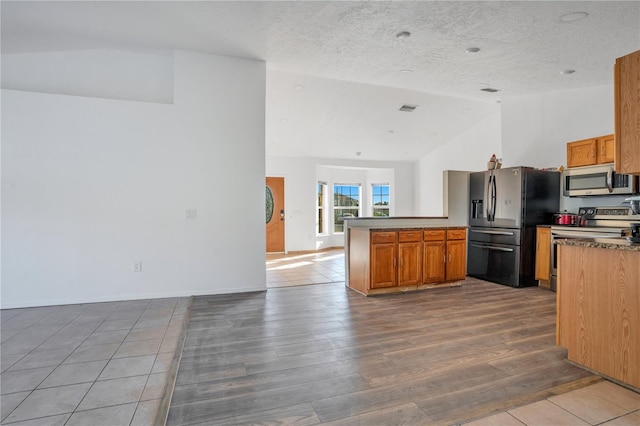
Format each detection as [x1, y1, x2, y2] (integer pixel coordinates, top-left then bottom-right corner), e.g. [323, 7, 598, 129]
[372, 184, 390, 217]
[317, 182, 326, 234]
[334, 184, 360, 232]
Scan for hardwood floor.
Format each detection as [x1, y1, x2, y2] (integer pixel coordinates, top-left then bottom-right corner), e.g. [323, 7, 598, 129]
[167, 278, 599, 425]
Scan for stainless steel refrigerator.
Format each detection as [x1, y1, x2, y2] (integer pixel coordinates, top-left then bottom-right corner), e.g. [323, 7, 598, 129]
[467, 166, 559, 287]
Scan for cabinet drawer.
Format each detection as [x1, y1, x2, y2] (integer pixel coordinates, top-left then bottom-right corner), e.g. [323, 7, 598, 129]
[371, 231, 397, 244]
[398, 230, 422, 242]
[423, 229, 445, 241]
[447, 229, 467, 240]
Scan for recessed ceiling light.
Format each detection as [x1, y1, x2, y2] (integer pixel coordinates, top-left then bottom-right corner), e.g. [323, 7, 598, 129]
[400, 69, 413, 73]
[293, 84, 304, 91]
[559, 12, 588, 22]
[560, 69, 576, 75]
[399, 104, 418, 112]
[465, 47, 481, 53]
[396, 31, 411, 40]
[430, 132, 438, 136]
[481, 88, 500, 93]
[463, 108, 472, 113]
[355, 151, 362, 156]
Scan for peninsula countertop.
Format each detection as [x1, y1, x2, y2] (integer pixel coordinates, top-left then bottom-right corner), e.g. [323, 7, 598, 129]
[555, 237, 640, 252]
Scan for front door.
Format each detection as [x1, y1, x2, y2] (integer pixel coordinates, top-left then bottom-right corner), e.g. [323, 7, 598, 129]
[266, 177, 285, 252]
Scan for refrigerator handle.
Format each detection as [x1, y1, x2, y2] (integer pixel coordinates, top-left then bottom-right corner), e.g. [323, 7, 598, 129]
[485, 174, 492, 219]
[491, 173, 497, 219]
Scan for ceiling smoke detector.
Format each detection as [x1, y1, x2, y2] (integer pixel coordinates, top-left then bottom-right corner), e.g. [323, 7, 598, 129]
[465, 47, 481, 53]
[480, 88, 500, 93]
[399, 104, 418, 112]
[396, 31, 411, 40]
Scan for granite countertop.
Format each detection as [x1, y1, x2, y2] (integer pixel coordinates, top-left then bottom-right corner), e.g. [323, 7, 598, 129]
[555, 237, 640, 252]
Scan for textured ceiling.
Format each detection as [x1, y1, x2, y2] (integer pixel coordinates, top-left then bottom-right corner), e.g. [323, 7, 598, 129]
[2, 1, 640, 161]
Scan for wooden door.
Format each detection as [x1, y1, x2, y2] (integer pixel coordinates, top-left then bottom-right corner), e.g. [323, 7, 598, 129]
[446, 239, 467, 281]
[266, 177, 285, 252]
[566, 138, 597, 168]
[596, 135, 615, 164]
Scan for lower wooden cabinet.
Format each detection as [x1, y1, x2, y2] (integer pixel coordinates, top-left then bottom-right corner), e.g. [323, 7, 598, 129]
[535, 227, 551, 288]
[348, 227, 466, 296]
[423, 229, 467, 284]
[446, 229, 467, 281]
[398, 230, 423, 286]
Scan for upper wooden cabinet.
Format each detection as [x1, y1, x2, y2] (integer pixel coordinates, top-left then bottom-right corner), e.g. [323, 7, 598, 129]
[615, 49, 640, 175]
[567, 138, 596, 168]
[597, 134, 615, 164]
[566, 135, 615, 168]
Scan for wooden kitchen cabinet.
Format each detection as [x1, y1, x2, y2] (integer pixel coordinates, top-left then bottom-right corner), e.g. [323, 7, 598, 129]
[423, 228, 466, 284]
[557, 243, 640, 389]
[567, 138, 597, 168]
[566, 134, 615, 168]
[535, 226, 551, 288]
[370, 231, 397, 289]
[348, 227, 467, 296]
[596, 134, 615, 164]
[615, 49, 640, 175]
[398, 230, 422, 286]
[445, 229, 467, 281]
[423, 229, 446, 283]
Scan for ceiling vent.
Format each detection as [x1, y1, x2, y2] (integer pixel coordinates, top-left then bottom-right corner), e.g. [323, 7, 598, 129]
[399, 104, 418, 112]
[481, 88, 500, 93]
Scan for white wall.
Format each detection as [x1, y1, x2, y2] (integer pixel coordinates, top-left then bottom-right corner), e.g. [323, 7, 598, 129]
[416, 113, 502, 216]
[501, 85, 614, 169]
[1, 49, 267, 308]
[501, 85, 624, 211]
[266, 156, 415, 251]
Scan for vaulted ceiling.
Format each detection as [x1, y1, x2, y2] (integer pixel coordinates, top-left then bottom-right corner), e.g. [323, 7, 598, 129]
[3, 1, 639, 161]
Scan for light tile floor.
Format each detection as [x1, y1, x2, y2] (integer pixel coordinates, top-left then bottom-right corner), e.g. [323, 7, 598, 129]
[1, 297, 189, 425]
[266, 248, 345, 288]
[465, 380, 640, 425]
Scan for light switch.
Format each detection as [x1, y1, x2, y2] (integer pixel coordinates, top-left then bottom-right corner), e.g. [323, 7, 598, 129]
[186, 209, 197, 220]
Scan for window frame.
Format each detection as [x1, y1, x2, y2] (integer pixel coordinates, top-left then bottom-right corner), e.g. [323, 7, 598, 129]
[317, 181, 327, 235]
[333, 183, 361, 233]
[371, 183, 390, 217]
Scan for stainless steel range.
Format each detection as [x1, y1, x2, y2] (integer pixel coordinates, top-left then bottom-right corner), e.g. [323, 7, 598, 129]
[550, 206, 639, 291]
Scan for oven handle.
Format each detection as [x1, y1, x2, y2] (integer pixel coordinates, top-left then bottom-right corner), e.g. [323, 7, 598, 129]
[471, 230, 515, 236]
[551, 231, 618, 239]
[470, 243, 514, 252]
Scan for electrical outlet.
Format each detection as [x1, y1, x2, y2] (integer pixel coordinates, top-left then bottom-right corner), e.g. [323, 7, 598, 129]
[186, 209, 197, 220]
[134, 261, 142, 272]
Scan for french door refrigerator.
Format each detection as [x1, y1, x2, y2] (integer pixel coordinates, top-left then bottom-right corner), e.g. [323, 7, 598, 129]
[467, 166, 559, 287]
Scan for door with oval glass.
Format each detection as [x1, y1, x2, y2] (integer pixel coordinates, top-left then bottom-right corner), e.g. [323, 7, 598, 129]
[266, 177, 285, 252]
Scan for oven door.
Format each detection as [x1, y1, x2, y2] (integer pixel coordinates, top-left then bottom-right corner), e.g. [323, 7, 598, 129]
[467, 241, 520, 287]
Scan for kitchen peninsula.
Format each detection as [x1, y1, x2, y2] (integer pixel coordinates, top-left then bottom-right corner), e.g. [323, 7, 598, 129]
[344, 217, 467, 296]
[556, 238, 640, 390]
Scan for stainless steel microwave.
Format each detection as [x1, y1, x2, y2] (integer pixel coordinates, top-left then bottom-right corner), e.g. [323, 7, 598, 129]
[563, 164, 638, 196]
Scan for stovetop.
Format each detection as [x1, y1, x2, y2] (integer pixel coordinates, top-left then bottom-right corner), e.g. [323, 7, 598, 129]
[552, 206, 639, 236]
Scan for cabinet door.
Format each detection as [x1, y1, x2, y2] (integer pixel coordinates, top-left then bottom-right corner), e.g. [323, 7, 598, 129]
[398, 242, 422, 285]
[446, 239, 467, 281]
[596, 135, 615, 164]
[371, 243, 396, 288]
[535, 227, 551, 282]
[615, 50, 640, 175]
[567, 138, 597, 168]
[423, 241, 445, 283]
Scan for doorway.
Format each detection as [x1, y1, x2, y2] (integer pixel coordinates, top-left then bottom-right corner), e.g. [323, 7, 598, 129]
[266, 176, 285, 253]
